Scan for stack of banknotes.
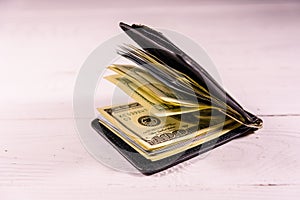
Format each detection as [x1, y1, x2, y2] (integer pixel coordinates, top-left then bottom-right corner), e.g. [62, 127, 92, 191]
[96, 22, 263, 162]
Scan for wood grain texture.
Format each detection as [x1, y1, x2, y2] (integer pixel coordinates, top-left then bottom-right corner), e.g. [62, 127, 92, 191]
[1, 1, 300, 199]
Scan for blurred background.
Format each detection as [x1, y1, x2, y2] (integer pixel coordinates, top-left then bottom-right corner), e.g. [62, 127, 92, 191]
[1, 0, 300, 119]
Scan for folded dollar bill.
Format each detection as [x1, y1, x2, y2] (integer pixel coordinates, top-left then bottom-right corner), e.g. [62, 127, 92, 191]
[92, 22, 263, 175]
[97, 102, 241, 161]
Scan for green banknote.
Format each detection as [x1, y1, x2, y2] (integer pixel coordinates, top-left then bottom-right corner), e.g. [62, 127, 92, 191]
[105, 74, 210, 117]
[106, 64, 247, 125]
[97, 102, 241, 161]
[108, 64, 203, 107]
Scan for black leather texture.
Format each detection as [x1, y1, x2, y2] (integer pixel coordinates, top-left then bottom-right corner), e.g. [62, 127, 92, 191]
[91, 113, 257, 175]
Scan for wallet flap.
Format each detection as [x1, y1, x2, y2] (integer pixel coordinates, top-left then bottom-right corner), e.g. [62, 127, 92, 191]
[119, 22, 262, 128]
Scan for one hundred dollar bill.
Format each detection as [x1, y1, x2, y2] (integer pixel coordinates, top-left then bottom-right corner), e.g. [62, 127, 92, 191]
[108, 64, 200, 107]
[97, 102, 241, 161]
[106, 64, 245, 125]
[105, 74, 212, 117]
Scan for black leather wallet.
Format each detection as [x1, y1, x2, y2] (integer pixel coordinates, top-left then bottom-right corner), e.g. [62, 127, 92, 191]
[91, 22, 262, 175]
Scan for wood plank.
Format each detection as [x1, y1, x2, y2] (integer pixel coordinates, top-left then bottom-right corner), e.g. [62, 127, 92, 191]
[0, 116, 299, 199]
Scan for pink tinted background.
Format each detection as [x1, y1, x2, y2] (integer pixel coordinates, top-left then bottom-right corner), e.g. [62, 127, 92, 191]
[0, 0, 300, 199]
[1, 0, 299, 118]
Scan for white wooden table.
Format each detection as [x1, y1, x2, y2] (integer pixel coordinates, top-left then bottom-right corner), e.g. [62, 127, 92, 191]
[1, 1, 300, 199]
